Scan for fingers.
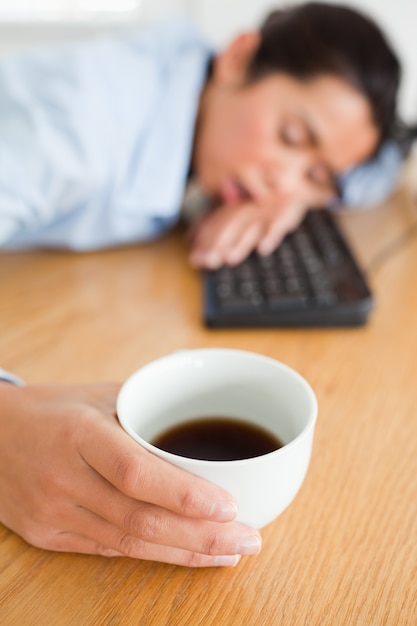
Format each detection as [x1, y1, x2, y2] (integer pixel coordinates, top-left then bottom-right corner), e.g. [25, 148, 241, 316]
[189, 205, 248, 268]
[29, 459, 261, 566]
[75, 412, 262, 567]
[257, 205, 307, 256]
[75, 470, 261, 557]
[223, 221, 263, 266]
[78, 417, 239, 523]
[189, 204, 264, 269]
[48, 529, 243, 567]
[38, 531, 124, 557]
[188, 189, 331, 268]
[62, 497, 260, 562]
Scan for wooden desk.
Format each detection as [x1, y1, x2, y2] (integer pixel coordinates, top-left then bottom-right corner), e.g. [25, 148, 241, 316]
[1, 191, 417, 625]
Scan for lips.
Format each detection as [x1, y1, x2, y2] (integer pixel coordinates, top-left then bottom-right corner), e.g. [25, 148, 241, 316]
[220, 178, 252, 204]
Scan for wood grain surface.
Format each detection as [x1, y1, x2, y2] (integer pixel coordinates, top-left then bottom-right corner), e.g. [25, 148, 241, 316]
[0, 190, 416, 625]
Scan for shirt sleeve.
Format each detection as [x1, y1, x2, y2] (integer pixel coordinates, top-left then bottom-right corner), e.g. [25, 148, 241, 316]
[0, 369, 24, 386]
[0, 18, 211, 251]
[336, 141, 404, 209]
[0, 35, 158, 249]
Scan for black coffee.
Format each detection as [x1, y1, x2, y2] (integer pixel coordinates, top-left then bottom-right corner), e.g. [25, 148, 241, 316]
[151, 417, 283, 461]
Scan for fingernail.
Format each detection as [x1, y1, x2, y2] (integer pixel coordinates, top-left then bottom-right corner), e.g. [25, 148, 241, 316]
[205, 251, 222, 269]
[100, 548, 124, 557]
[226, 249, 242, 265]
[209, 501, 239, 521]
[258, 240, 274, 256]
[235, 535, 262, 555]
[214, 554, 242, 567]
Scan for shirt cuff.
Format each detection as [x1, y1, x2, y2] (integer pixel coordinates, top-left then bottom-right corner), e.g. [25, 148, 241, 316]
[0, 369, 25, 386]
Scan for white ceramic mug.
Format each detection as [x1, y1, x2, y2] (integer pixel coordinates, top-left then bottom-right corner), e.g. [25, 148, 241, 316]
[117, 348, 318, 529]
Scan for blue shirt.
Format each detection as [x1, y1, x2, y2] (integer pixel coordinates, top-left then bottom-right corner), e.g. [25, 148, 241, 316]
[0, 17, 211, 250]
[338, 140, 403, 210]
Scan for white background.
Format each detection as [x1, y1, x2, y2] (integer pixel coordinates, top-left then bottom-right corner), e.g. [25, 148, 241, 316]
[0, 0, 415, 122]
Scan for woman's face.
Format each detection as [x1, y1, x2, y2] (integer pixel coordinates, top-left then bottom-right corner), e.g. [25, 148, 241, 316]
[193, 36, 379, 208]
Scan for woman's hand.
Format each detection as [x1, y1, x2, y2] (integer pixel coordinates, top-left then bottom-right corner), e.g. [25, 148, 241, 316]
[188, 201, 308, 269]
[0, 382, 261, 567]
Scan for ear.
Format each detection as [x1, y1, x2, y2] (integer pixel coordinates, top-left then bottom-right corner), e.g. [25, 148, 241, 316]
[213, 31, 261, 86]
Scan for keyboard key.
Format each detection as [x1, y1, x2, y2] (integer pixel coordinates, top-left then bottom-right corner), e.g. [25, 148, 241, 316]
[267, 293, 309, 310]
[220, 295, 264, 313]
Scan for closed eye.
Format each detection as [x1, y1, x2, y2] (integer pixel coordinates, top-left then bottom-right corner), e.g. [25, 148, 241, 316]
[280, 120, 310, 147]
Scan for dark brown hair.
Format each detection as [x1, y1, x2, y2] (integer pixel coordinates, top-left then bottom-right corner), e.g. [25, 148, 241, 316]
[248, 3, 401, 147]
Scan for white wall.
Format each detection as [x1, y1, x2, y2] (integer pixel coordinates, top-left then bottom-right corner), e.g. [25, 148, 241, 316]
[0, 0, 415, 121]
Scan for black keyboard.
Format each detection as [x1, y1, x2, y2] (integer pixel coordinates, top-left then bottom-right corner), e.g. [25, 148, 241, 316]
[203, 210, 373, 327]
